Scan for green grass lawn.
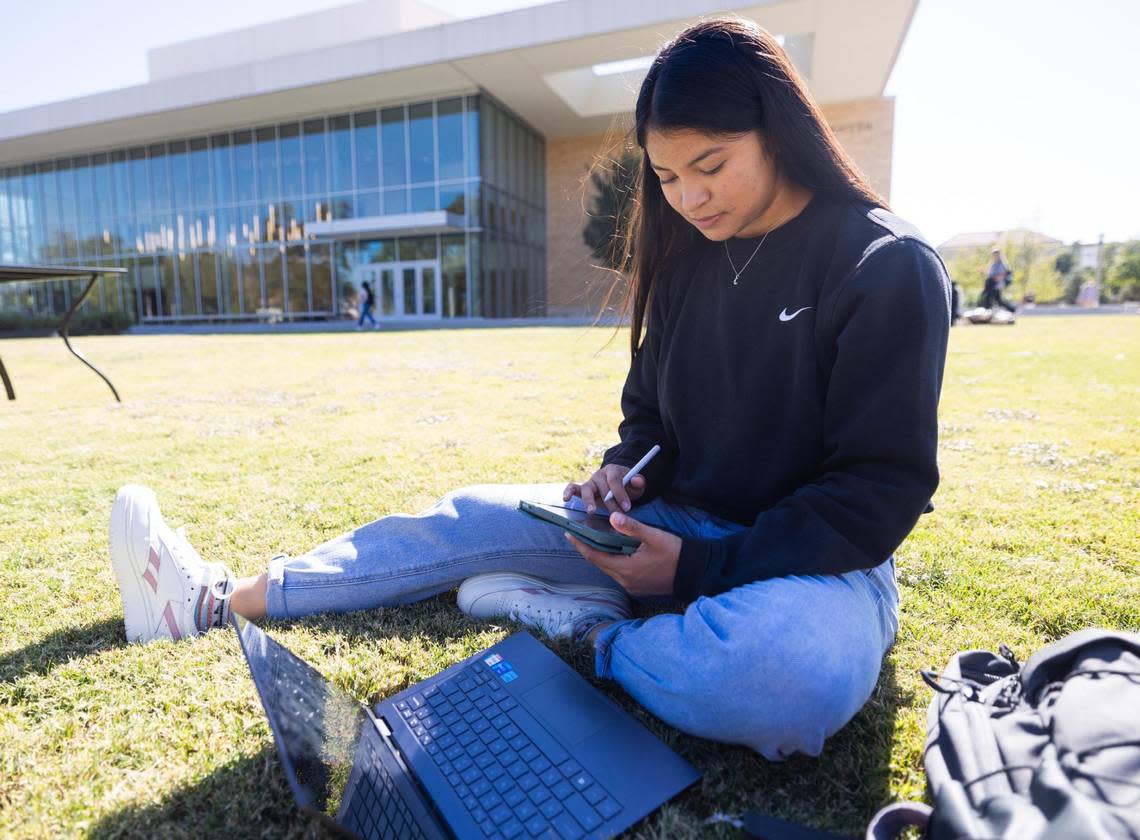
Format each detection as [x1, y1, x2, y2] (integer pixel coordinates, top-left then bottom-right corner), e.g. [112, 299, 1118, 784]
[1, 316, 1137, 839]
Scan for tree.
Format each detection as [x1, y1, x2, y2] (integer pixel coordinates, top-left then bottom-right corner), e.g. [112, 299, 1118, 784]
[1057, 243, 1081, 303]
[997, 236, 1066, 303]
[1106, 239, 1140, 302]
[942, 245, 991, 305]
[1054, 251, 1074, 276]
[582, 149, 641, 271]
[1065, 268, 1092, 305]
[1012, 230, 1038, 302]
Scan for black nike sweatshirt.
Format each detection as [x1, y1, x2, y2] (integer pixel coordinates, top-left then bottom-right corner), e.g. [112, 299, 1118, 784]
[601, 195, 952, 602]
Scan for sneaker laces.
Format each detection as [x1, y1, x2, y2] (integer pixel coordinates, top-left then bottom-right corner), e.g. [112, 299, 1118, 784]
[507, 604, 609, 642]
[508, 604, 568, 637]
[174, 525, 236, 601]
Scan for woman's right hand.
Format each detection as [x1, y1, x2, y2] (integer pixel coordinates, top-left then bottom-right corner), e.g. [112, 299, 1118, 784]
[564, 464, 647, 514]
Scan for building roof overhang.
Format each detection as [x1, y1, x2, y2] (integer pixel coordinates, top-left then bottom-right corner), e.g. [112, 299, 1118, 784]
[0, 0, 917, 165]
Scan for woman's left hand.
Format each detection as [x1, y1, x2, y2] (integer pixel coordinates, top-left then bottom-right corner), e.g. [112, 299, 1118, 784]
[564, 512, 681, 597]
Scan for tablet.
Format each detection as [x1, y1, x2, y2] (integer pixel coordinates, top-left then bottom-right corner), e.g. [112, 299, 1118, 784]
[518, 500, 641, 555]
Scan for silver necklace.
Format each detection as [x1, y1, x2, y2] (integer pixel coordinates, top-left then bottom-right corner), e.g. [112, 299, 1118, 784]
[723, 208, 801, 285]
[724, 228, 774, 286]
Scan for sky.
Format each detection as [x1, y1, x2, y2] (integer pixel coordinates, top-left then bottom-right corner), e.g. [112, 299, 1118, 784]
[883, 0, 1139, 246]
[1, 0, 1137, 246]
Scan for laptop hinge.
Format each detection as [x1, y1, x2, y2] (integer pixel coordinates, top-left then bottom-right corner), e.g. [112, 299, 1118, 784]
[366, 709, 414, 774]
[373, 713, 393, 737]
[365, 708, 451, 836]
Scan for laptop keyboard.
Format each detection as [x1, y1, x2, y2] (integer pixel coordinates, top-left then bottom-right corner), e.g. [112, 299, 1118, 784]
[343, 729, 429, 840]
[395, 662, 624, 839]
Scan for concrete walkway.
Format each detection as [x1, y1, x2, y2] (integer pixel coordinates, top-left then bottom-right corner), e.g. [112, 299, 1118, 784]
[128, 315, 624, 335]
[1016, 303, 1138, 317]
[124, 303, 1137, 335]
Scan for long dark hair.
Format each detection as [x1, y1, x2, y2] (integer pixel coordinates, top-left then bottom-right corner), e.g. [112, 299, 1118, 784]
[611, 16, 886, 359]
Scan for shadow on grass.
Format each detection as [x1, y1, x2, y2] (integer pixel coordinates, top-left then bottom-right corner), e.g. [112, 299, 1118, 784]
[275, 591, 478, 640]
[0, 617, 126, 684]
[156, 593, 903, 838]
[686, 658, 905, 838]
[280, 596, 907, 837]
[561, 602, 907, 836]
[556, 595, 906, 836]
[87, 747, 325, 840]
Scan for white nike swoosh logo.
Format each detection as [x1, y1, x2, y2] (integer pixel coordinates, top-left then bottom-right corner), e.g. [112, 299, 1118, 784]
[779, 306, 812, 322]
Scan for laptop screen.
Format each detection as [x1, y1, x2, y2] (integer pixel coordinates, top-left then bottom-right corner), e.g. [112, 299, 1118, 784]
[234, 615, 367, 821]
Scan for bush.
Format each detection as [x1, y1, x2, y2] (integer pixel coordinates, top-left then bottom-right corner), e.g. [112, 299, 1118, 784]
[1106, 240, 1140, 302]
[1063, 269, 1090, 305]
[0, 310, 134, 336]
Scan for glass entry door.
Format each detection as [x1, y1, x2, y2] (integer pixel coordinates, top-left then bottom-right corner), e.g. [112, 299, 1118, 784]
[353, 260, 440, 318]
[397, 260, 440, 318]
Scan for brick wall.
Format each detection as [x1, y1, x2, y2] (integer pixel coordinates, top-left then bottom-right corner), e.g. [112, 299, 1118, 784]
[545, 132, 630, 317]
[544, 96, 895, 316]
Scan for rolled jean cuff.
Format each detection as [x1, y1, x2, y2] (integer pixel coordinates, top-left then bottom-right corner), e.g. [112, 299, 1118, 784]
[592, 618, 641, 679]
[265, 553, 291, 619]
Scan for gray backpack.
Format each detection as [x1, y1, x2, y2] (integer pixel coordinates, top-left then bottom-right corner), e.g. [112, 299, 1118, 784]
[869, 627, 1140, 839]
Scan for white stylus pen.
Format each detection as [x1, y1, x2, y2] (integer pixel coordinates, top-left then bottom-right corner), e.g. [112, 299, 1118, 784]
[603, 444, 661, 504]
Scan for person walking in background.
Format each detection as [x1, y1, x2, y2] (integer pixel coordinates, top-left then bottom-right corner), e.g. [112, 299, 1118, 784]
[357, 280, 378, 329]
[980, 248, 1016, 312]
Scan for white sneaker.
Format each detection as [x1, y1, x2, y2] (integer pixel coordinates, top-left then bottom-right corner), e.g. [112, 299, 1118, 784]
[109, 484, 235, 643]
[457, 572, 630, 640]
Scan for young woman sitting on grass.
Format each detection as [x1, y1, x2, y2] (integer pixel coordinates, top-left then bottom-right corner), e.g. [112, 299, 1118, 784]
[109, 17, 950, 761]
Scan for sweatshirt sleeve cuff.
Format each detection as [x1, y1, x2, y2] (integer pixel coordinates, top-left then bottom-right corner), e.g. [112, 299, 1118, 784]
[673, 537, 712, 602]
[602, 442, 644, 468]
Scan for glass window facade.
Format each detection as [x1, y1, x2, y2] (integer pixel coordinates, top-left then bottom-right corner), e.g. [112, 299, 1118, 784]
[0, 92, 547, 321]
[476, 95, 546, 318]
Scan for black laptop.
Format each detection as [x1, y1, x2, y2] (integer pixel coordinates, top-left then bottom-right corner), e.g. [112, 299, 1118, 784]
[232, 615, 700, 839]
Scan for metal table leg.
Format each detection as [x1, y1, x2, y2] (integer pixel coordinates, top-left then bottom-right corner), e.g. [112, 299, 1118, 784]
[58, 273, 121, 402]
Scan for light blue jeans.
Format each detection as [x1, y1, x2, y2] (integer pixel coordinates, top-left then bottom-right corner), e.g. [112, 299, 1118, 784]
[266, 483, 899, 760]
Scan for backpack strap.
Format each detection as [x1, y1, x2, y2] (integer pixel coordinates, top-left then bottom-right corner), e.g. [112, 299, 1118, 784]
[1018, 628, 1140, 701]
